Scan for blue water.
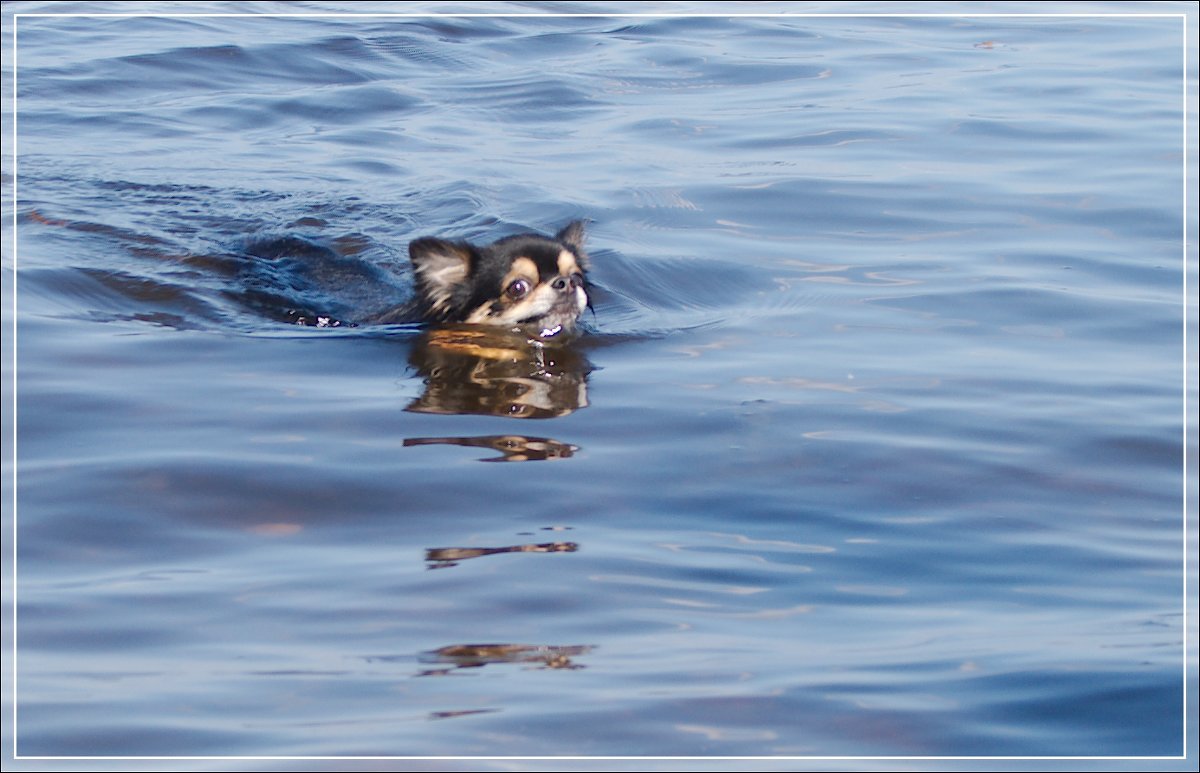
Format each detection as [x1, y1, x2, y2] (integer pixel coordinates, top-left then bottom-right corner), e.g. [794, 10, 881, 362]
[3, 2, 1197, 768]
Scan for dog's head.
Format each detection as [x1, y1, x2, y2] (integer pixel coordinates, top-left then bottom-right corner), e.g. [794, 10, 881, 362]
[409, 221, 590, 338]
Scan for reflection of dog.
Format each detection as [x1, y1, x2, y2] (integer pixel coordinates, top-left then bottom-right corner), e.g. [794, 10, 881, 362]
[405, 326, 592, 419]
[404, 435, 578, 462]
[407, 221, 590, 339]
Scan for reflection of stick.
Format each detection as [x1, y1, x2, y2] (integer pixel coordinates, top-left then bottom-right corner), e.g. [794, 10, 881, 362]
[425, 541, 579, 564]
[421, 643, 593, 672]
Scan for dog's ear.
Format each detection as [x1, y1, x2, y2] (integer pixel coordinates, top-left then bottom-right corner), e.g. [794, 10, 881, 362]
[555, 220, 587, 251]
[409, 237, 473, 318]
[556, 220, 589, 270]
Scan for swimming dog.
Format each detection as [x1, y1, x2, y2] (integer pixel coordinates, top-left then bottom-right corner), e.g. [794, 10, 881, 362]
[405, 221, 590, 339]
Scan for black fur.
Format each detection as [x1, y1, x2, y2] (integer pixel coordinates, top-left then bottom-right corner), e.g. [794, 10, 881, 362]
[406, 221, 590, 334]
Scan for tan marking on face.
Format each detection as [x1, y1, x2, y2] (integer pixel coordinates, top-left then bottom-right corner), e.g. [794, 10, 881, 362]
[462, 252, 587, 329]
[557, 250, 582, 278]
[464, 257, 546, 324]
[501, 257, 539, 294]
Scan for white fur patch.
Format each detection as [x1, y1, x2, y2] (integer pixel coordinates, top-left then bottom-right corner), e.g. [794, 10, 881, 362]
[413, 248, 470, 315]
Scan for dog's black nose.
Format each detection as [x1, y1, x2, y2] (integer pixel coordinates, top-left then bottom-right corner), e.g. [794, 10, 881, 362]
[551, 274, 584, 293]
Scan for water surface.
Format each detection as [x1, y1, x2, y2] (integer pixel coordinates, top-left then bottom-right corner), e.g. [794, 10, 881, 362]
[3, 2, 1197, 768]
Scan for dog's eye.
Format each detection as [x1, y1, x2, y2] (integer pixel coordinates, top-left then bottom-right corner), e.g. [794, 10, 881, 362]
[506, 279, 531, 300]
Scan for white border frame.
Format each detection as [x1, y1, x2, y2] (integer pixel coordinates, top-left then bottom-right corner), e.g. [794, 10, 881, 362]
[4, 4, 1195, 768]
